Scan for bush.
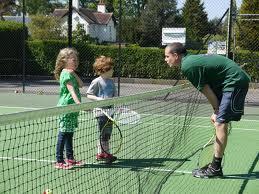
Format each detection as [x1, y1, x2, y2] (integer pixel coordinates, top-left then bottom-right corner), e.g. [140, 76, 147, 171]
[234, 50, 259, 81]
[0, 21, 28, 74]
[1, 39, 258, 81]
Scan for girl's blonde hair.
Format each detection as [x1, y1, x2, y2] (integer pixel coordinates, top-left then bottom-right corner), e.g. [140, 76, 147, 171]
[54, 47, 78, 80]
[93, 56, 114, 75]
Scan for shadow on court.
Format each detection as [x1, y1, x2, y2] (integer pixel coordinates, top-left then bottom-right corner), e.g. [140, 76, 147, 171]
[223, 171, 259, 180]
[81, 158, 190, 170]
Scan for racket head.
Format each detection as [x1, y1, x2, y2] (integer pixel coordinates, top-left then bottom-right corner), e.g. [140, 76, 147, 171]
[100, 119, 123, 155]
[115, 108, 140, 125]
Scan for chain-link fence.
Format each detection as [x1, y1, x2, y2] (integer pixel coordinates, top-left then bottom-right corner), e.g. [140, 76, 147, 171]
[0, 0, 258, 99]
[0, 1, 259, 194]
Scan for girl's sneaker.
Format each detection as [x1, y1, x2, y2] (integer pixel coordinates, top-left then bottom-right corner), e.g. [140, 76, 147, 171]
[65, 159, 85, 167]
[54, 162, 73, 170]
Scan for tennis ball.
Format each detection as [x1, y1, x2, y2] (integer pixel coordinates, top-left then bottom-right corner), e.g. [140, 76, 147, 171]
[43, 189, 52, 194]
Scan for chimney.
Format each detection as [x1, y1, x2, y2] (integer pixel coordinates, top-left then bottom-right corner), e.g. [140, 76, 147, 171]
[97, 0, 106, 13]
[72, 0, 79, 9]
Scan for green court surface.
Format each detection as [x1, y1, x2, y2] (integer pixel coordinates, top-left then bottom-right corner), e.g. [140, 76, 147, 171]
[0, 92, 258, 194]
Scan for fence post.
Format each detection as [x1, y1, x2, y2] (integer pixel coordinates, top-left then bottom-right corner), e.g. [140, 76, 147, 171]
[22, 0, 26, 93]
[227, 0, 234, 59]
[117, 0, 122, 96]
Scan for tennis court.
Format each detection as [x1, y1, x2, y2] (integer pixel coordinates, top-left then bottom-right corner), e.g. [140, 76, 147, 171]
[0, 84, 258, 194]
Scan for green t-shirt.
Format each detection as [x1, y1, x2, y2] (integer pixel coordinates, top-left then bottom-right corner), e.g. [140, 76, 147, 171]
[181, 54, 251, 93]
[57, 70, 81, 132]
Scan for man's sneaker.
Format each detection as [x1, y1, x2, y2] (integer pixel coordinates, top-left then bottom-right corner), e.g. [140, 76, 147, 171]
[54, 162, 73, 170]
[65, 159, 85, 167]
[192, 163, 223, 178]
[96, 153, 117, 163]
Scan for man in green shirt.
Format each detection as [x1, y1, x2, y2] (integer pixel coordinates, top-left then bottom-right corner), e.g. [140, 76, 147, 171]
[165, 42, 250, 178]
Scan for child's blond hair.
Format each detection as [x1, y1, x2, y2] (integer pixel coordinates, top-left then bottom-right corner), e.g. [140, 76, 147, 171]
[93, 56, 114, 75]
[54, 48, 78, 80]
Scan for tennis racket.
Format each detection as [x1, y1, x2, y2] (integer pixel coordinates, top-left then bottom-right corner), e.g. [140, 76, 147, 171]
[93, 107, 141, 125]
[197, 122, 232, 169]
[94, 107, 140, 155]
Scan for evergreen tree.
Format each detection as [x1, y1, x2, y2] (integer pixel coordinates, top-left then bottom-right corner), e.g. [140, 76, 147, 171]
[236, 0, 259, 51]
[119, 0, 146, 44]
[139, 0, 178, 47]
[182, 0, 209, 49]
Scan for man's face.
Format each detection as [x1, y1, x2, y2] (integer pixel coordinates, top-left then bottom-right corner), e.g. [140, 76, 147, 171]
[164, 47, 181, 67]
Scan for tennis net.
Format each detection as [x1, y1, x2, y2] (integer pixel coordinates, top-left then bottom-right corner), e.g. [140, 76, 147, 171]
[0, 83, 213, 194]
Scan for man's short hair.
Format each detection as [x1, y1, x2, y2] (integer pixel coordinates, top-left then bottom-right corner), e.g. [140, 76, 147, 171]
[167, 42, 187, 55]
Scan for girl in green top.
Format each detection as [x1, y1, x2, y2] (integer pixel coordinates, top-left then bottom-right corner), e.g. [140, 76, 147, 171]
[54, 48, 84, 170]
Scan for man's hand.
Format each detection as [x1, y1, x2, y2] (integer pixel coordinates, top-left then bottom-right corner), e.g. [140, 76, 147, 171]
[210, 113, 217, 124]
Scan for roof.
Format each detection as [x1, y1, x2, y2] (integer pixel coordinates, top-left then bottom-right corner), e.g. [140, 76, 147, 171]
[52, 8, 114, 25]
[3, 16, 31, 23]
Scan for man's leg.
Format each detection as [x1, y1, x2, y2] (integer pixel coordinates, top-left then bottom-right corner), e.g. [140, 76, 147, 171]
[192, 122, 226, 178]
[214, 122, 228, 158]
[211, 122, 228, 170]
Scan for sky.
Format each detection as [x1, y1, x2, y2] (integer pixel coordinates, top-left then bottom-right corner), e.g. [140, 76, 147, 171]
[59, 0, 243, 20]
[177, 0, 243, 20]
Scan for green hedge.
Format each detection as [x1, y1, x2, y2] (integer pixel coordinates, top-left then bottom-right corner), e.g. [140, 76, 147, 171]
[26, 40, 67, 75]
[0, 21, 28, 74]
[25, 41, 182, 79]
[1, 39, 259, 81]
[234, 50, 259, 82]
[25, 41, 208, 79]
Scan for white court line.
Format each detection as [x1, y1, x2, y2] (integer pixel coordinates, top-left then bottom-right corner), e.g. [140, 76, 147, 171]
[1, 106, 258, 131]
[2, 106, 258, 122]
[0, 156, 256, 180]
[0, 156, 193, 175]
[0, 156, 190, 172]
[139, 122, 259, 132]
[79, 117, 258, 132]
[0, 106, 39, 110]
[141, 113, 259, 122]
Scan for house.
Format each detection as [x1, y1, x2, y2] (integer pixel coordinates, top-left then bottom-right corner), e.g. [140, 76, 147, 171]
[53, 0, 117, 43]
[3, 15, 31, 23]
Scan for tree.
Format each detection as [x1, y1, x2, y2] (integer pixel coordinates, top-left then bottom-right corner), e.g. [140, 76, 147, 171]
[124, 0, 147, 17]
[72, 23, 97, 44]
[17, 0, 52, 15]
[182, 0, 210, 49]
[236, 0, 259, 51]
[0, 0, 16, 20]
[138, 0, 178, 47]
[28, 15, 64, 40]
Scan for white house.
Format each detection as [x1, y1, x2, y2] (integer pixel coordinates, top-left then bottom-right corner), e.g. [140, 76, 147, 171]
[53, 0, 116, 43]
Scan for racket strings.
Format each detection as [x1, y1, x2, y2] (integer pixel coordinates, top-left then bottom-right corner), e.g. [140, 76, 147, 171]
[100, 117, 122, 155]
